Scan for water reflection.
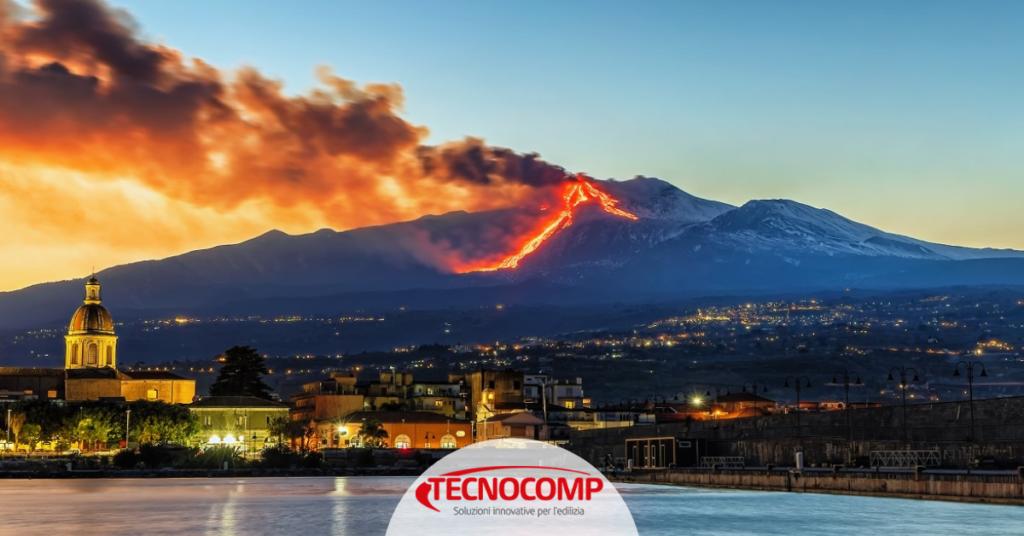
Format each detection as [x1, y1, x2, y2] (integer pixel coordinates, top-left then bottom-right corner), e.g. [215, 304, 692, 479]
[1, 478, 1022, 536]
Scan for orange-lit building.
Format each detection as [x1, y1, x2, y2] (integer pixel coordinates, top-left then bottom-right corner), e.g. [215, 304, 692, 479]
[339, 411, 471, 449]
[291, 371, 472, 449]
[291, 371, 365, 424]
[712, 392, 777, 418]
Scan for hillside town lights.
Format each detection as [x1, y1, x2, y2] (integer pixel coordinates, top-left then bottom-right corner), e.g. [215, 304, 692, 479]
[953, 361, 988, 442]
[783, 376, 812, 434]
[828, 370, 863, 441]
[887, 366, 920, 443]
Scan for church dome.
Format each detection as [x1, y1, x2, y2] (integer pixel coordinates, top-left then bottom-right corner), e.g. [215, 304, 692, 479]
[68, 275, 114, 333]
[70, 303, 114, 333]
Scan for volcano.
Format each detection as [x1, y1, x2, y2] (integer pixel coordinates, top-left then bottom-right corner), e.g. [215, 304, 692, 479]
[463, 177, 639, 272]
[2, 176, 1024, 329]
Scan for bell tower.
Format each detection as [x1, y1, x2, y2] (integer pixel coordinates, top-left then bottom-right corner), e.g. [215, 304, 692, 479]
[65, 276, 118, 369]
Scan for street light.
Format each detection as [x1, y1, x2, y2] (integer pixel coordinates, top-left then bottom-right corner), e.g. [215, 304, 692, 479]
[783, 375, 812, 433]
[702, 386, 729, 400]
[741, 381, 770, 417]
[887, 366, 920, 443]
[953, 361, 988, 442]
[671, 390, 705, 410]
[828, 370, 862, 441]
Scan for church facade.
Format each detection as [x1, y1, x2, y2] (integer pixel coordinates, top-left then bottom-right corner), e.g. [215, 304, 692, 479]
[0, 276, 195, 404]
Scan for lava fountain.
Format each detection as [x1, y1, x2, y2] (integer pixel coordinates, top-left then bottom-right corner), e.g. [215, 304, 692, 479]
[464, 177, 638, 272]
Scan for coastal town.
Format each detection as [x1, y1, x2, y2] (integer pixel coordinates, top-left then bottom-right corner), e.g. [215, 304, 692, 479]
[2, 277, 1024, 493]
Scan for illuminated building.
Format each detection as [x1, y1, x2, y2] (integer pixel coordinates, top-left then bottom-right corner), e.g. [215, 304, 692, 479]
[337, 411, 471, 449]
[190, 396, 290, 451]
[0, 277, 196, 404]
[64, 275, 117, 369]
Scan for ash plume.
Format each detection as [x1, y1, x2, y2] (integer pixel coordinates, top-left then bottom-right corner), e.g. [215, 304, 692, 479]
[0, 0, 569, 233]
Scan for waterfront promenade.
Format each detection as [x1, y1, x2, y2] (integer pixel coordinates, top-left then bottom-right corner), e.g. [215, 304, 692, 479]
[613, 466, 1024, 505]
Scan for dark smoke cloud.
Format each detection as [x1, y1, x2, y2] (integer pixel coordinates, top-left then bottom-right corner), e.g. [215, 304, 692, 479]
[419, 138, 569, 187]
[0, 0, 569, 227]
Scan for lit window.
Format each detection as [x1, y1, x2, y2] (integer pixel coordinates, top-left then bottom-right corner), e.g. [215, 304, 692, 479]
[394, 434, 411, 449]
[47, 390, 57, 399]
[440, 434, 456, 449]
[434, 400, 443, 407]
[564, 401, 575, 409]
[146, 389, 158, 400]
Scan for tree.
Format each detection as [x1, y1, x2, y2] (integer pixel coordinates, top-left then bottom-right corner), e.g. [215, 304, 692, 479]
[357, 420, 389, 448]
[9, 412, 25, 449]
[77, 417, 113, 452]
[267, 416, 291, 447]
[126, 401, 200, 446]
[209, 346, 272, 399]
[21, 423, 41, 453]
[267, 417, 315, 454]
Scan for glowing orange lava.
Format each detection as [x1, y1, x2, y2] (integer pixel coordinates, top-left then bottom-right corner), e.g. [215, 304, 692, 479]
[466, 178, 638, 272]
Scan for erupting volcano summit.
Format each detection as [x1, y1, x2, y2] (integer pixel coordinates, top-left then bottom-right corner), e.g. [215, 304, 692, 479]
[465, 177, 639, 272]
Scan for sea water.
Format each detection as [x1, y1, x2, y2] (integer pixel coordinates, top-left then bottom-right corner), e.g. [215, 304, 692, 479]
[0, 477, 1021, 535]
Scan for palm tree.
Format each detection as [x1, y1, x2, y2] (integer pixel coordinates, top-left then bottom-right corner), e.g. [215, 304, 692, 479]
[9, 413, 25, 451]
[357, 420, 389, 448]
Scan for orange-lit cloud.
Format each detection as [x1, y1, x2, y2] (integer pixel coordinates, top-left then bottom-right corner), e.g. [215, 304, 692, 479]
[0, 0, 567, 291]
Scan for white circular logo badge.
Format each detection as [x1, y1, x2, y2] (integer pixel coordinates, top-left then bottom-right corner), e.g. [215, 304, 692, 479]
[387, 438, 638, 535]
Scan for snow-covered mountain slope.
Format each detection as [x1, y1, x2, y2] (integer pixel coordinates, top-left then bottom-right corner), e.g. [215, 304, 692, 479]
[513, 177, 734, 270]
[600, 176, 734, 223]
[697, 199, 1024, 261]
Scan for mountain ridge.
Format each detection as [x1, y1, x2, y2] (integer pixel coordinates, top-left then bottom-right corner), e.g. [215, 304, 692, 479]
[2, 176, 1023, 329]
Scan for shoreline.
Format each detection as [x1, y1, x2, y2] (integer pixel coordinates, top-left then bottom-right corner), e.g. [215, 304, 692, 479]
[610, 468, 1024, 506]
[612, 475, 1024, 506]
[0, 467, 425, 480]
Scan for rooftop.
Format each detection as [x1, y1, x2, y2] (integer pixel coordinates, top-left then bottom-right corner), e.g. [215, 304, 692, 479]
[191, 396, 288, 409]
[344, 411, 460, 424]
[0, 367, 64, 377]
[121, 370, 189, 381]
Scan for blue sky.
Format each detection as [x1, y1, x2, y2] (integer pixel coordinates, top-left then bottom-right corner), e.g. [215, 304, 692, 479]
[115, 0, 1024, 248]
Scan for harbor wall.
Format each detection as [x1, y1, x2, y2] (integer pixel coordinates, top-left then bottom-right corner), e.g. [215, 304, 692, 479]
[614, 468, 1024, 505]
